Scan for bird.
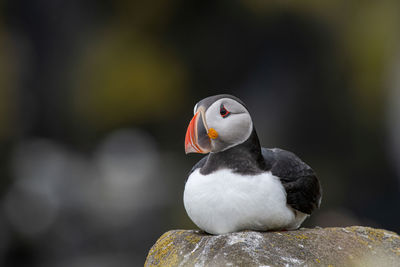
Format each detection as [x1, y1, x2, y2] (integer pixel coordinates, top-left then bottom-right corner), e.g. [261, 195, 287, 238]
[183, 94, 322, 235]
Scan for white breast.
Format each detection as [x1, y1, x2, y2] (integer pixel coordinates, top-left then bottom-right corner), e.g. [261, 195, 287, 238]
[184, 169, 307, 234]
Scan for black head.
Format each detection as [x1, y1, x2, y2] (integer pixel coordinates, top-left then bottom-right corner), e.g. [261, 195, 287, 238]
[185, 94, 254, 154]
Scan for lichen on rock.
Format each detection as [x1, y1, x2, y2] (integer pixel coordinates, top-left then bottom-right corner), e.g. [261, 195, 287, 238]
[145, 226, 400, 267]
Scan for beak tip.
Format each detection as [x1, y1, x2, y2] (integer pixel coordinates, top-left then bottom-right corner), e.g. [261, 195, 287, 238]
[184, 145, 197, 154]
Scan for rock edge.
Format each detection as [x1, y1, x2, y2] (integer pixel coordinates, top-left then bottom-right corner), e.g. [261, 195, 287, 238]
[145, 226, 400, 267]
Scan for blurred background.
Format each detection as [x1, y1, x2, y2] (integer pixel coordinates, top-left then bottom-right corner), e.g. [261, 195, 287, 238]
[1, 0, 400, 266]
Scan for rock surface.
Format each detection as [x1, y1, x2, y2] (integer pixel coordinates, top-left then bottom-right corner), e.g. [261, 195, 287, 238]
[145, 226, 400, 266]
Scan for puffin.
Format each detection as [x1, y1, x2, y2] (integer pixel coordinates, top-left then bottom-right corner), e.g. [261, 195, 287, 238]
[183, 94, 322, 235]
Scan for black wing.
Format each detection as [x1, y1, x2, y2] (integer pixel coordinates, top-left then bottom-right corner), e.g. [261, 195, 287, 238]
[262, 148, 322, 214]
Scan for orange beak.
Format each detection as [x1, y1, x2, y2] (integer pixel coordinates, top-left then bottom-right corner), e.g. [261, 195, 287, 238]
[185, 109, 212, 154]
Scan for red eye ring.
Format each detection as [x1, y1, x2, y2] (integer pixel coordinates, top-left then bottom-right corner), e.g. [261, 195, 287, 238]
[220, 104, 230, 118]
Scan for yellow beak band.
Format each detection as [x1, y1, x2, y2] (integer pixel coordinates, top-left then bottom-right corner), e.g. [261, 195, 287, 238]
[207, 128, 218, 139]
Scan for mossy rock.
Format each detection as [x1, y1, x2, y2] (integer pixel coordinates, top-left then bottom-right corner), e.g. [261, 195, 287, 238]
[145, 226, 400, 266]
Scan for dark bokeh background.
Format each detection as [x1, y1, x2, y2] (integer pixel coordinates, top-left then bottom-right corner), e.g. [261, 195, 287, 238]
[1, 1, 400, 266]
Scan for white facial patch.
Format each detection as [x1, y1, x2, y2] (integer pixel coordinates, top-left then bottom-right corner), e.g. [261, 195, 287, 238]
[205, 98, 253, 151]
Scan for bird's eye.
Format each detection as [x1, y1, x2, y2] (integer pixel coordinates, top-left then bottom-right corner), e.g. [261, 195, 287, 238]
[220, 104, 230, 118]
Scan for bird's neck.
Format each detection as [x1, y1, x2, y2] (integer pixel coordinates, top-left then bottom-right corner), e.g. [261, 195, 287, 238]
[200, 129, 266, 175]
